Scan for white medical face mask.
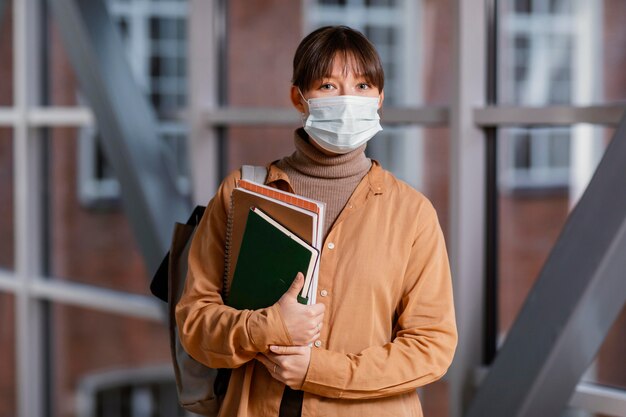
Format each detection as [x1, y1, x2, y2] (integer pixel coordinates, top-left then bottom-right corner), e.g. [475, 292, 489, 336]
[300, 92, 383, 154]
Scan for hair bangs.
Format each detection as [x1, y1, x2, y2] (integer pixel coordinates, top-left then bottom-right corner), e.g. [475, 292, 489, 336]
[292, 26, 385, 92]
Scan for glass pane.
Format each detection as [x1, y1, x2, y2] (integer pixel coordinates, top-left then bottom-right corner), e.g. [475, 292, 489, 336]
[303, 0, 450, 106]
[51, 305, 180, 417]
[49, 13, 78, 108]
[227, 126, 298, 173]
[582, 304, 626, 391]
[104, 0, 189, 118]
[51, 0, 189, 112]
[0, 293, 16, 417]
[227, 1, 300, 109]
[601, 0, 626, 104]
[48, 2, 191, 192]
[373, 126, 450, 234]
[48, 128, 152, 294]
[226, 0, 451, 108]
[0, 0, 13, 106]
[498, 125, 614, 335]
[0, 129, 14, 271]
[499, 0, 626, 105]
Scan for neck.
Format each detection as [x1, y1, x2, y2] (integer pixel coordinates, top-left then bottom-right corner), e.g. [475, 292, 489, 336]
[276, 129, 372, 237]
[283, 129, 371, 179]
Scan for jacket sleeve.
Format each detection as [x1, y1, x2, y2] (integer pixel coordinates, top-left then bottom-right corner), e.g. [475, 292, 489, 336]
[301, 201, 458, 399]
[175, 170, 293, 369]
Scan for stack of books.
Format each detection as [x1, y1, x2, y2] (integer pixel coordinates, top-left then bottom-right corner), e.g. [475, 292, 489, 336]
[225, 179, 325, 310]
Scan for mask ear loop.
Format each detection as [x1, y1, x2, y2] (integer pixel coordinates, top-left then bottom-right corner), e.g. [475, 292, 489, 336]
[297, 88, 310, 126]
[297, 88, 311, 106]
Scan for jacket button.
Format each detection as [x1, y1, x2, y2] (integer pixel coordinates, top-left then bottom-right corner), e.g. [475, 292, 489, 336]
[314, 340, 322, 348]
[327, 242, 335, 250]
[320, 289, 328, 297]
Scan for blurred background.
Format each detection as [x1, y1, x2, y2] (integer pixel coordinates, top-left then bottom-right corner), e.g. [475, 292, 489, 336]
[0, 0, 625, 416]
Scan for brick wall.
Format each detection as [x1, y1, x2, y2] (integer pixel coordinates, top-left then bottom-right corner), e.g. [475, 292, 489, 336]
[0, 7, 15, 416]
[226, 0, 303, 173]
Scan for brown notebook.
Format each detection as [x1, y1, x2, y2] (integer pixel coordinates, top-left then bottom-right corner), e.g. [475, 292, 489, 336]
[225, 181, 325, 303]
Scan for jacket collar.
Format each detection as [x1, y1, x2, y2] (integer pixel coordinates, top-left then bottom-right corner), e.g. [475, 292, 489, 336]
[266, 159, 386, 196]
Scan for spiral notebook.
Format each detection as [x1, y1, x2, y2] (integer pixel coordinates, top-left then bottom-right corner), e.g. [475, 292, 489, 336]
[225, 180, 325, 304]
[227, 207, 319, 309]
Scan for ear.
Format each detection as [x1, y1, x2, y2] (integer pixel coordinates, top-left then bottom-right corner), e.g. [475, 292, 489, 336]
[378, 90, 385, 109]
[290, 86, 306, 113]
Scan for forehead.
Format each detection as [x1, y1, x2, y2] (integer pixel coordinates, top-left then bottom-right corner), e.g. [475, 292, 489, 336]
[324, 53, 367, 80]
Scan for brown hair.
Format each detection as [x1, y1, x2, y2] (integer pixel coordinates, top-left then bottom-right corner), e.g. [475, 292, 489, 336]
[292, 26, 384, 92]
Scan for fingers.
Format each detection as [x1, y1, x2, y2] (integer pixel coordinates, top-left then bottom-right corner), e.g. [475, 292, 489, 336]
[265, 346, 311, 390]
[285, 306, 324, 345]
[301, 302, 325, 323]
[309, 301, 326, 316]
[270, 345, 308, 355]
[303, 307, 325, 340]
[276, 277, 326, 345]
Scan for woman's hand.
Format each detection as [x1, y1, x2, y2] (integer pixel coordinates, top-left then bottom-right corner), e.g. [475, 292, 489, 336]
[257, 345, 312, 390]
[277, 273, 325, 346]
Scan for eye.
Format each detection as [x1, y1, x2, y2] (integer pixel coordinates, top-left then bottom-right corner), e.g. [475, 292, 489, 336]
[319, 83, 335, 91]
[357, 83, 370, 90]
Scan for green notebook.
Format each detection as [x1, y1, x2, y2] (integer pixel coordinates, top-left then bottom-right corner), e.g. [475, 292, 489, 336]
[227, 207, 319, 310]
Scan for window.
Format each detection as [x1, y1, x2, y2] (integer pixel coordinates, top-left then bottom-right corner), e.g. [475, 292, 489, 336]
[78, 0, 190, 207]
[76, 366, 183, 417]
[500, 2, 573, 190]
[499, 0, 601, 192]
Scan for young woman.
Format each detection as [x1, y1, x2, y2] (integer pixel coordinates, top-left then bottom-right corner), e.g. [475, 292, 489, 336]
[176, 26, 457, 417]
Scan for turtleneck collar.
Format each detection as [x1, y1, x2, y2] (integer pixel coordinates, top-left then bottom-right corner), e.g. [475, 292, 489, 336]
[282, 128, 371, 180]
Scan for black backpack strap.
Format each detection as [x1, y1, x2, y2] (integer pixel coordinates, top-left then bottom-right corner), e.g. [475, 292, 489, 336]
[149, 205, 206, 302]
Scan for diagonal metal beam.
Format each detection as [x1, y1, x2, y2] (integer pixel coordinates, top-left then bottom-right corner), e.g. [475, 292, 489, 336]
[49, 0, 190, 272]
[465, 109, 626, 417]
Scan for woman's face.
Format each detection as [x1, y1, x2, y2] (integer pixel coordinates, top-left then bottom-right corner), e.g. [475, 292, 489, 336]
[291, 54, 384, 115]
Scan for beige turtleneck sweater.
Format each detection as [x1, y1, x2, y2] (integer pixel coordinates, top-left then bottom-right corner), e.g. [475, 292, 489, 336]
[276, 129, 372, 238]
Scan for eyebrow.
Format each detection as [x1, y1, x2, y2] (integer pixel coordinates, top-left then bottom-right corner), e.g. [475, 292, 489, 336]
[321, 71, 368, 80]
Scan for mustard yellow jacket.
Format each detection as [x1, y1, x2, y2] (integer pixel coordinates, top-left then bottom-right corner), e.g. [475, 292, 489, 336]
[176, 161, 457, 417]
